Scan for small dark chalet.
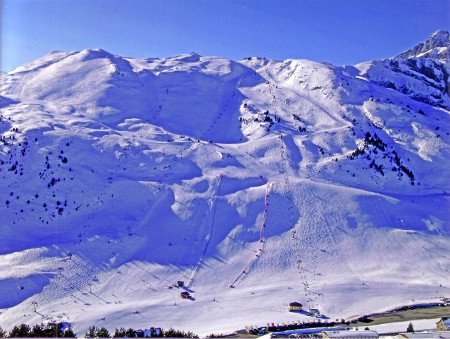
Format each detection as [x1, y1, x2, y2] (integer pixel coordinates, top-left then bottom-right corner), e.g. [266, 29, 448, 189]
[180, 291, 190, 299]
[288, 302, 303, 312]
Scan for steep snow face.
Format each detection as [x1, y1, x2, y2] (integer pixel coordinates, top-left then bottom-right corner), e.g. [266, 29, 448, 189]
[396, 30, 450, 64]
[356, 58, 449, 108]
[0, 34, 450, 336]
[357, 30, 450, 109]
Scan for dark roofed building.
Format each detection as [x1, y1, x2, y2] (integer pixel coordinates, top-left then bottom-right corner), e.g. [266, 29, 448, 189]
[180, 291, 190, 299]
[289, 302, 302, 312]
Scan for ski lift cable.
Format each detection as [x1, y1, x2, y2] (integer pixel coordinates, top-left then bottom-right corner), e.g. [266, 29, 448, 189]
[187, 175, 222, 288]
[229, 181, 271, 288]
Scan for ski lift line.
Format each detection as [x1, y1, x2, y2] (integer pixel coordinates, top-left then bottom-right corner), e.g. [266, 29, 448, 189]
[78, 178, 211, 301]
[172, 175, 222, 289]
[155, 74, 278, 178]
[65, 250, 141, 304]
[44, 270, 102, 311]
[268, 82, 288, 120]
[150, 74, 271, 184]
[143, 89, 237, 193]
[229, 182, 271, 288]
[35, 255, 107, 313]
[68, 253, 102, 273]
[269, 76, 300, 192]
[259, 182, 271, 242]
[185, 175, 222, 288]
[45, 254, 97, 296]
[70, 293, 87, 305]
[43, 259, 89, 302]
[153, 80, 237, 156]
[409, 230, 448, 272]
[301, 190, 342, 307]
[274, 99, 322, 308]
[66, 76, 293, 297]
[229, 222, 266, 286]
[58, 271, 91, 295]
[68, 251, 117, 282]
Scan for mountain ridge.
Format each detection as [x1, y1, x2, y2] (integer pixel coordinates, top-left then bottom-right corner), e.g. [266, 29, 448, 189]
[395, 30, 450, 63]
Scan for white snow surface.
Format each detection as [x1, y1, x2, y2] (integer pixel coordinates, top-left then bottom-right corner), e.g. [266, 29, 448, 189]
[366, 318, 440, 334]
[0, 43, 449, 336]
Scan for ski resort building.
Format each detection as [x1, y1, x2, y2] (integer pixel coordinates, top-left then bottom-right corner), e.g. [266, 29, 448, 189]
[288, 302, 303, 312]
[180, 291, 190, 299]
[437, 317, 450, 331]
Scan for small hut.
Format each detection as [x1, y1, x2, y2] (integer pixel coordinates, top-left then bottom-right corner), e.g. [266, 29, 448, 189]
[288, 302, 302, 312]
[176, 280, 184, 287]
[180, 291, 190, 299]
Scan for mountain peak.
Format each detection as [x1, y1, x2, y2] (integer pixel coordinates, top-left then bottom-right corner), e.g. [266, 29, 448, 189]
[78, 48, 116, 60]
[430, 29, 450, 42]
[395, 30, 450, 63]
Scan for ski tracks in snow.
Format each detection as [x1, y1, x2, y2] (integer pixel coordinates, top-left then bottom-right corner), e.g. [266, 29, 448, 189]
[229, 180, 272, 288]
[184, 175, 222, 289]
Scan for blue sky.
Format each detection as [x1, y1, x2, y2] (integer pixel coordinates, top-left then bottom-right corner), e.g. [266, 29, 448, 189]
[1, 0, 449, 71]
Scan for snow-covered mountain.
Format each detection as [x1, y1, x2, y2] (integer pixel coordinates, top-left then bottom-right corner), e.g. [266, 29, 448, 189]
[357, 30, 450, 109]
[0, 31, 449, 336]
[397, 30, 449, 63]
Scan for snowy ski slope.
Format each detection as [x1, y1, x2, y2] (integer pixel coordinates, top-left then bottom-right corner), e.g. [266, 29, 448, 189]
[0, 31, 449, 335]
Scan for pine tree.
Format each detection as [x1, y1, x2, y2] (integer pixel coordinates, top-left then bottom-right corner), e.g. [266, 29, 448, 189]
[30, 324, 46, 337]
[85, 326, 98, 338]
[9, 324, 31, 337]
[44, 322, 64, 337]
[125, 328, 136, 337]
[113, 327, 127, 338]
[407, 322, 414, 332]
[64, 325, 77, 337]
[97, 327, 110, 338]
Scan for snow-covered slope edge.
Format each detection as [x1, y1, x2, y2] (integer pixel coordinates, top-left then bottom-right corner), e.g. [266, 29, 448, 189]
[0, 32, 449, 336]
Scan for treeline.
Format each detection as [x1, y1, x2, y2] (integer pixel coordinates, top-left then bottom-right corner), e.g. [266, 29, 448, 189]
[0, 323, 75, 337]
[0, 324, 198, 338]
[111, 327, 198, 338]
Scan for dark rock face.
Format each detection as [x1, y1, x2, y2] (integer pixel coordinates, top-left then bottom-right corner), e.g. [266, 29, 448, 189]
[396, 30, 450, 64]
[359, 31, 450, 108]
